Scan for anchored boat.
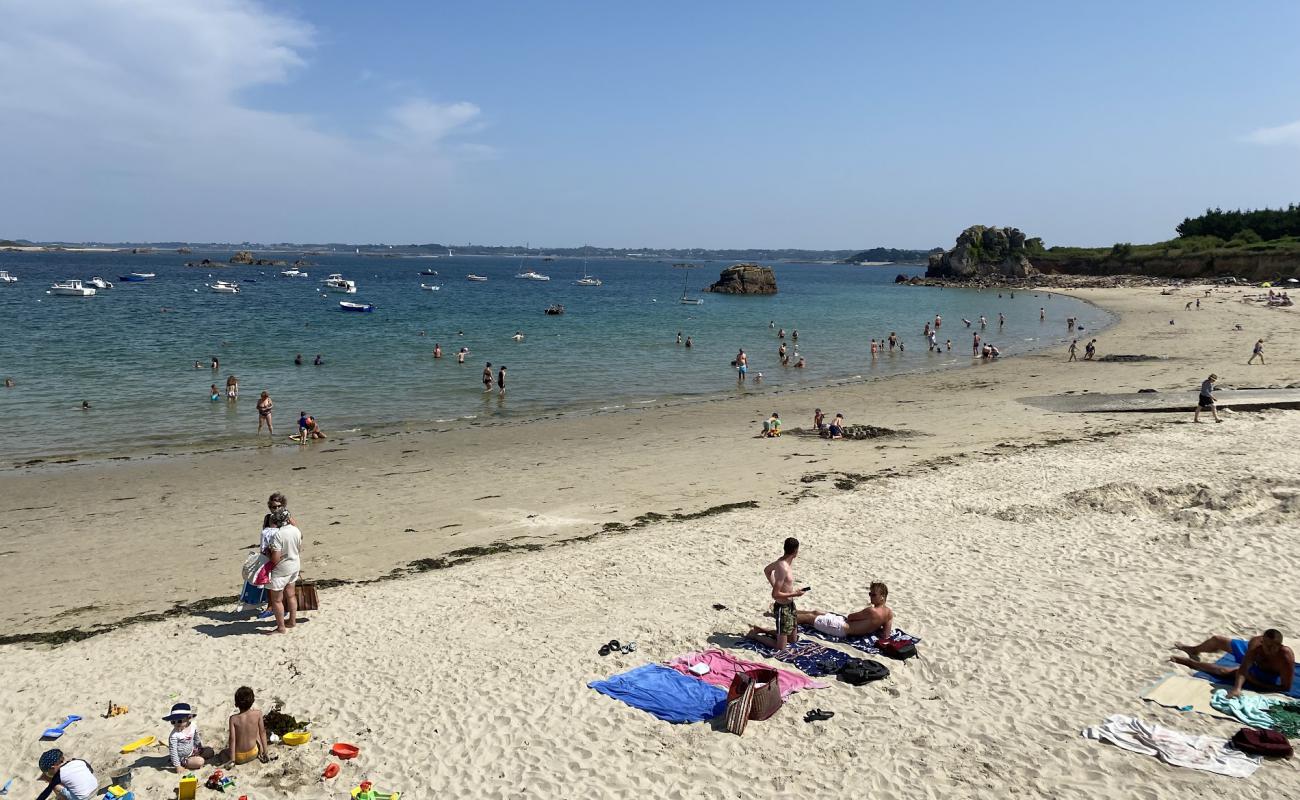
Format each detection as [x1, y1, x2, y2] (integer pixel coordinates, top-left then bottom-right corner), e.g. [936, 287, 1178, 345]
[207, 280, 241, 294]
[339, 301, 374, 313]
[322, 273, 357, 294]
[49, 279, 96, 296]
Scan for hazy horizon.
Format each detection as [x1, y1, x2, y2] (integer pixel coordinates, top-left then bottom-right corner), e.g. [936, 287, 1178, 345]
[2, 1, 1298, 249]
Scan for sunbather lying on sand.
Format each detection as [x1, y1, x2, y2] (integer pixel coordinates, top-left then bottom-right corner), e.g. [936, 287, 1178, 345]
[1170, 629, 1294, 698]
[796, 582, 893, 639]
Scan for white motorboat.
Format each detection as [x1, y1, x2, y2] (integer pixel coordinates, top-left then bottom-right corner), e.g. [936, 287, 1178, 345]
[321, 273, 357, 294]
[87, 276, 114, 289]
[207, 280, 241, 294]
[0, 270, 17, 284]
[466, 274, 488, 282]
[575, 276, 602, 286]
[280, 268, 310, 278]
[49, 279, 96, 296]
[420, 284, 441, 291]
[516, 271, 550, 281]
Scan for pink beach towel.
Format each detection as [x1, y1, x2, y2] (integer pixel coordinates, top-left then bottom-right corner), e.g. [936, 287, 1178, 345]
[665, 649, 827, 697]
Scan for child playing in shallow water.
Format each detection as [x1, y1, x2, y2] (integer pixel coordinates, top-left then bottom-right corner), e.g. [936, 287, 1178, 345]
[225, 686, 269, 766]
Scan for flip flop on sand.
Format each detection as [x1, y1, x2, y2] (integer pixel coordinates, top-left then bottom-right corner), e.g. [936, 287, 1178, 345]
[598, 644, 611, 656]
[804, 709, 835, 723]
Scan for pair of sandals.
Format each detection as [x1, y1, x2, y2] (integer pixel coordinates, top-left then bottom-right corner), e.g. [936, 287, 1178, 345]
[804, 708, 835, 723]
[598, 639, 637, 656]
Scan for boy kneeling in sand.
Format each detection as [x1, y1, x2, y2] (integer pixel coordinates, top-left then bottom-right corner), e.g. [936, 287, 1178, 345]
[225, 686, 270, 766]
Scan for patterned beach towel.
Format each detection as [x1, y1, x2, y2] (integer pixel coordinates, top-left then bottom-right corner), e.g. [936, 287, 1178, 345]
[731, 638, 853, 677]
[799, 624, 922, 657]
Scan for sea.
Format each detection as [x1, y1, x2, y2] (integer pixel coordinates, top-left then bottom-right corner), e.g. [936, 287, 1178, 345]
[0, 250, 1112, 462]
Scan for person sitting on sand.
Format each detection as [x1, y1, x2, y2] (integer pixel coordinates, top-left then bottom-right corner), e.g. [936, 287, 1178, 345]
[797, 582, 894, 639]
[745, 537, 805, 650]
[166, 702, 213, 773]
[762, 411, 781, 437]
[813, 408, 826, 434]
[1170, 630, 1294, 699]
[828, 413, 845, 439]
[224, 686, 269, 766]
[37, 749, 98, 800]
[296, 411, 325, 442]
[1084, 339, 1097, 360]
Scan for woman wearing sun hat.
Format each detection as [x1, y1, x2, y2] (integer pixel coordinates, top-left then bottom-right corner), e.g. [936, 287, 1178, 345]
[165, 702, 212, 773]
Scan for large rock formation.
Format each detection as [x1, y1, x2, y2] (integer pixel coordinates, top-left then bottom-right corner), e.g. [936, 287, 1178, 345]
[926, 226, 1038, 281]
[230, 250, 255, 265]
[706, 263, 778, 295]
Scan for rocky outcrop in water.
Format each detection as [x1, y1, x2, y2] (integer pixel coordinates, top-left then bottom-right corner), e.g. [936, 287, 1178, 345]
[706, 263, 778, 295]
[926, 226, 1038, 281]
[230, 250, 255, 265]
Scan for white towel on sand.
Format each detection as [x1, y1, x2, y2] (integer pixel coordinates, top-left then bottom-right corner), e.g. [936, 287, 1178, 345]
[1081, 714, 1260, 778]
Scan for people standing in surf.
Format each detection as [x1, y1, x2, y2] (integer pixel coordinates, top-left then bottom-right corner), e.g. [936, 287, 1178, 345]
[482, 362, 494, 393]
[433, 343, 442, 359]
[225, 374, 239, 400]
[684, 336, 693, 349]
[735, 349, 749, 382]
[676, 332, 682, 345]
[256, 391, 274, 436]
[972, 331, 981, 356]
[497, 365, 507, 396]
[888, 332, 897, 351]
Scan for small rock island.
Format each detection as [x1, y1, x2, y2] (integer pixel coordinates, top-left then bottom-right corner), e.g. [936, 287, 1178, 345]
[706, 263, 778, 295]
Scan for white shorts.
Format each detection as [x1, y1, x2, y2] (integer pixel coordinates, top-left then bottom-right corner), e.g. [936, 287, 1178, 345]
[812, 613, 848, 638]
[267, 567, 299, 592]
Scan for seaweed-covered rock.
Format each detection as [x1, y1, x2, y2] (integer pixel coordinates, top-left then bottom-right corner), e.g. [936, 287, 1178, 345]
[229, 250, 255, 265]
[706, 263, 778, 295]
[926, 226, 1037, 281]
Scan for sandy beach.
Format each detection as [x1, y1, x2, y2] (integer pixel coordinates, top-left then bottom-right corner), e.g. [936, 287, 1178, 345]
[2, 284, 1298, 798]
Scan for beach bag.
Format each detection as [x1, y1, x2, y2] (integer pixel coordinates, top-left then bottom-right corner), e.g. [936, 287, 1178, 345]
[879, 639, 918, 660]
[838, 658, 890, 685]
[747, 668, 783, 721]
[1231, 728, 1293, 758]
[296, 580, 319, 612]
[725, 673, 756, 735]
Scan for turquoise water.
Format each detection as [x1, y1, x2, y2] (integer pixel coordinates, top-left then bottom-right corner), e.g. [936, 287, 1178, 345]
[0, 251, 1110, 461]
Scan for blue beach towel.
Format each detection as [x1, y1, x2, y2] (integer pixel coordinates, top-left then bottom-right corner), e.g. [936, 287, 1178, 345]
[588, 664, 727, 723]
[732, 639, 853, 677]
[800, 625, 922, 657]
[1193, 640, 1300, 698]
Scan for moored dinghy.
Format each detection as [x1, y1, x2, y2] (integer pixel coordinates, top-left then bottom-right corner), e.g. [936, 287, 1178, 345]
[339, 301, 375, 313]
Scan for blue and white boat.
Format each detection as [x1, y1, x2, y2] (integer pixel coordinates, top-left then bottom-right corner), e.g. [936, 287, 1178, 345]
[339, 301, 374, 313]
[118, 272, 155, 282]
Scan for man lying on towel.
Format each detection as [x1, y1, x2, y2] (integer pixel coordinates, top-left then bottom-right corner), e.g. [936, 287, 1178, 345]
[1170, 629, 1295, 699]
[797, 582, 894, 640]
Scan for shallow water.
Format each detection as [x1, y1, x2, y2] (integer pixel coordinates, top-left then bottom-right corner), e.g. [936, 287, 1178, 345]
[0, 251, 1110, 461]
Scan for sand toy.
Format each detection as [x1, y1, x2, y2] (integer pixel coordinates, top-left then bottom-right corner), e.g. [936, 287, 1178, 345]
[351, 781, 400, 800]
[120, 736, 156, 753]
[330, 743, 360, 760]
[281, 731, 311, 746]
[42, 714, 82, 740]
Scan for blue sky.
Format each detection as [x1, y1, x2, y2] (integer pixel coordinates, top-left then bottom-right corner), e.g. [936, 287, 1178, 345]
[2, 1, 1298, 248]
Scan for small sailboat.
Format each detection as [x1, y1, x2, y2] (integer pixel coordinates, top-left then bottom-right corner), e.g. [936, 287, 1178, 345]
[207, 280, 241, 294]
[339, 301, 374, 313]
[575, 261, 602, 286]
[466, 274, 488, 282]
[87, 276, 114, 289]
[0, 270, 19, 284]
[49, 279, 96, 296]
[321, 273, 357, 294]
[677, 266, 703, 305]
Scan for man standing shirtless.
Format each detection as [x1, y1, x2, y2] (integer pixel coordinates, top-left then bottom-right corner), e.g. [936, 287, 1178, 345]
[797, 582, 893, 640]
[1170, 630, 1294, 699]
[745, 537, 805, 650]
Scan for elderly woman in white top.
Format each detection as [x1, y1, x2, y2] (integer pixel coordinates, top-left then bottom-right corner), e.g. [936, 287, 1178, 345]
[262, 507, 303, 634]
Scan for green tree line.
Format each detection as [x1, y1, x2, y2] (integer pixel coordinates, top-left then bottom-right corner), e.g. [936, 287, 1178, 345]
[1177, 204, 1300, 242]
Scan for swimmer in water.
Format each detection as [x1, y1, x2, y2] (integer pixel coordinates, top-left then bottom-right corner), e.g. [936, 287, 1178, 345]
[434, 343, 442, 359]
[294, 354, 303, 366]
[81, 400, 91, 410]
[676, 332, 682, 345]
[313, 354, 322, 366]
[685, 336, 693, 348]
[511, 331, 525, 342]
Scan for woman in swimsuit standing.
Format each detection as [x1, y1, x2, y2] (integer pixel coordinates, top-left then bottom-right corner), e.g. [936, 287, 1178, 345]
[256, 391, 274, 436]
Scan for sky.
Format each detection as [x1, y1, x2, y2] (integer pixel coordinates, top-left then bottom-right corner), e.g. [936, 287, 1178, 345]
[1, 1, 1298, 249]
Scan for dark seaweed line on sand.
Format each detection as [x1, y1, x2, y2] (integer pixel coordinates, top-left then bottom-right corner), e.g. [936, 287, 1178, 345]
[0, 500, 759, 649]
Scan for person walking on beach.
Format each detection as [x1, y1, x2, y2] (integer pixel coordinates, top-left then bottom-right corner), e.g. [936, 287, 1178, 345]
[744, 537, 805, 651]
[482, 362, 494, 392]
[256, 391, 273, 436]
[1067, 339, 1078, 362]
[225, 374, 239, 400]
[262, 508, 302, 634]
[497, 365, 507, 395]
[1194, 373, 1222, 423]
[1248, 339, 1265, 365]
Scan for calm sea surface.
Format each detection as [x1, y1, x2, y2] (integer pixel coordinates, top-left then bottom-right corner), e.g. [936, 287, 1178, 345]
[0, 251, 1111, 461]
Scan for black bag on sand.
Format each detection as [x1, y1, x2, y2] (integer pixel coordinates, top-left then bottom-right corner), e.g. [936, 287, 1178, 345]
[878, 639, 918, 660]
[838, 658, 890, 685]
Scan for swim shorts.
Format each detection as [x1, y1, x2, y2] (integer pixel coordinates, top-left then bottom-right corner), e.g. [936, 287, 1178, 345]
[1198, 395, 1215, 409]
[812, 613, 849, 638]
[773, 602, 796, 636]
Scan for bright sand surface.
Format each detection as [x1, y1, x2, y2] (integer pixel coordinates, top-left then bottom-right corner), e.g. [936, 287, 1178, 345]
[1, 285, 1297, 798]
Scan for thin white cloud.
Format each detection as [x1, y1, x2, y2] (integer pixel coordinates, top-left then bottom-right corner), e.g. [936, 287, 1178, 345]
[1242, 119, 1300, 147]
[0, 0, 486, 241]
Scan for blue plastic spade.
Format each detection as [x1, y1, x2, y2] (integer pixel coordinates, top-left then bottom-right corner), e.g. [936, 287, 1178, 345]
[41, 714, 81, 740]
